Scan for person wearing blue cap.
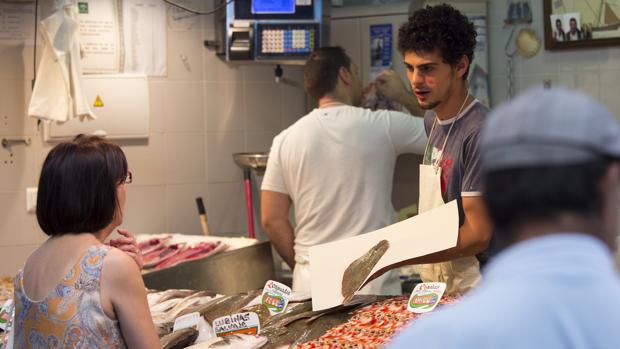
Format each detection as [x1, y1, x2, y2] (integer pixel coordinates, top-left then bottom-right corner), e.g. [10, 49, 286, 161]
[387, 86, 620, 348]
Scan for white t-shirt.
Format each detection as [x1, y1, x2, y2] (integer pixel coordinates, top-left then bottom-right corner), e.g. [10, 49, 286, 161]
[262, 105, 427, 261]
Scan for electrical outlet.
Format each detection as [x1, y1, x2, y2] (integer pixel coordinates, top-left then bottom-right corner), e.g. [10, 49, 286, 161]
[26, 187, 37, 213]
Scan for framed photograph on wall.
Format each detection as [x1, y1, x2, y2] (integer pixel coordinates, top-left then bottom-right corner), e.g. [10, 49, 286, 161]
[544, 0, 620, 50]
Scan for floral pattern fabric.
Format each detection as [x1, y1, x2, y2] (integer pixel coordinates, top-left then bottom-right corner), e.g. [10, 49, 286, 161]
[13, 245, 126, 348]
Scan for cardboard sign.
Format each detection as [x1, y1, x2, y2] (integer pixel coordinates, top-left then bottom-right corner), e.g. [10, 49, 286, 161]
[407, 282, 446, 314]
[213, 312, 260, 337]
[261, 280, 292, 315]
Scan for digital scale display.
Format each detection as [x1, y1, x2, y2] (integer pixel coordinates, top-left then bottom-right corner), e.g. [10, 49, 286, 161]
[259, 25, 316, 56]
[252, 0, 296, 14]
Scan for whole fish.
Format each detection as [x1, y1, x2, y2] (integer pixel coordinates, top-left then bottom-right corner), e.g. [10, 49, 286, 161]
[242, 303, 272, 325]
[160, 328, 199, 349]
[200, 290, 263, 323]
[341, 239, 390, 303]
[148, 289, 201, 307]
[151, 298, 185, 316]
[263, 310, 352, 348]
[262, 301, 313, 328]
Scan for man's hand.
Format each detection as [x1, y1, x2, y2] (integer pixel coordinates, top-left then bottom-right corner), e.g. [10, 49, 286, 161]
[376, 69, 409, 101]
[108, 229, 144, 269]
[376, 69, 423, 116]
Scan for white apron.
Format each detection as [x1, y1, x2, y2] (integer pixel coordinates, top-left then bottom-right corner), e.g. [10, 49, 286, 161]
[418, 96, 480, 296]
[293, 251, 402, 297]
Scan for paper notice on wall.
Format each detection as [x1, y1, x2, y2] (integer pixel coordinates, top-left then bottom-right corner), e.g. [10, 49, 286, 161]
[122, 0, 167, 76]
[309, 200, 459, 311]
[0, 2, 35, 45]
[77, 0, 123, 74]
[369, 24, 392, 81]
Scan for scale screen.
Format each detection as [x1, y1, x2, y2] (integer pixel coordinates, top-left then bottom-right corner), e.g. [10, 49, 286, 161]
[258, 24, 317, 57]
[252, 0, 296, 14]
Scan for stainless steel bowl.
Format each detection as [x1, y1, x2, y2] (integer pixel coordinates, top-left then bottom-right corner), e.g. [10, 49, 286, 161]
[233, 152, 269, 173]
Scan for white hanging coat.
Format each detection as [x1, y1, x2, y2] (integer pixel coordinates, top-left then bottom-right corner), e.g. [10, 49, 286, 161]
[28, 2, 95, 123]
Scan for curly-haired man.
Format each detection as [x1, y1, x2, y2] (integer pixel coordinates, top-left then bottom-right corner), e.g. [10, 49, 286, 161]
[384, 4, 493, 296]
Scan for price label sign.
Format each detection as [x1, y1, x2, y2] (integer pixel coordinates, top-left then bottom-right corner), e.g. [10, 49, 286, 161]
[213, 312, 260, 337]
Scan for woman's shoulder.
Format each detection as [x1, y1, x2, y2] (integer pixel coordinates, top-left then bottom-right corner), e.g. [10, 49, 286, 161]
[102, 247, 140, 277]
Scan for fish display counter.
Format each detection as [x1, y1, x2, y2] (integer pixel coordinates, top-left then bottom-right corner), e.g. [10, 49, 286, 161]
[148, 287, 461, 349]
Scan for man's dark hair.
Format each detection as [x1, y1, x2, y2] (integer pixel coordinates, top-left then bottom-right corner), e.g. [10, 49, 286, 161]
[398, 4, 477, 80]
[36, 135, 128, 236]
[304, 46, 352, 100]
[483, 159, 611, 250]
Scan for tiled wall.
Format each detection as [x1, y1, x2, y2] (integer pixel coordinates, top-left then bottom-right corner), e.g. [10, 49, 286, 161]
[0, 3, 307, 276]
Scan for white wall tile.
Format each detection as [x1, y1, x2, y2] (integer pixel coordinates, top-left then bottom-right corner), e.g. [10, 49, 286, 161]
[205, 82, 245, 132]
[166, 28, 204, 81]
[149, 81, 166, 133]
[0, 191, 44, 246]
[557, 72, 600, 99]
[206, 132, 244, 183]
[281, 83, 306, 128]
[121, 133, 165, 186]
[203, 47, 220, 83]
[165, 133, 205, 184]
[519, 50, 560, 77]
[163, 82, 205, 132]
[244, 65, 278, 83]
[0, 139, 37, 191]
[0, 244, 39, 277]
[245, 82, 282, 132]
[518, 74, 559, 94]
[0, 79, 30, 136]
[246, 131, 277, 153]
[206, 182, 247, 235]
[0, 45, 26, 80]
[557, 50, 603, 72]
[166, 183, 207, 235]
[123, 185, 167, 235]
[600, 48, 620, 71]
[215, 58, 244, 83]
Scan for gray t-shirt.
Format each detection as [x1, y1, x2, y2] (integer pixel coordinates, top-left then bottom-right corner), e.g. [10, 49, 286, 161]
[424, 100, 493, 262]
[423, 100, 488, 204]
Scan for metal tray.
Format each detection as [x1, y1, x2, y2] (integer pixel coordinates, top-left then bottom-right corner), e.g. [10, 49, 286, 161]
[142, 241, 275, 294]
[233, 152, 268, 174]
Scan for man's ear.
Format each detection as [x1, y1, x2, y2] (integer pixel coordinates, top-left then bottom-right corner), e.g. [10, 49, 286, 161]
[338, 66, 352, 86]
[455, 55, 470, 79]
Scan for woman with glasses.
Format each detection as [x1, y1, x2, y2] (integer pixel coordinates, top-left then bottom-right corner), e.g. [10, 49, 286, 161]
[12, 135, 160, 348]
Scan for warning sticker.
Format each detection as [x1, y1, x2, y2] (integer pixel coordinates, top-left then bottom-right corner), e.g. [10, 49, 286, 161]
[94, 95, 104, 107]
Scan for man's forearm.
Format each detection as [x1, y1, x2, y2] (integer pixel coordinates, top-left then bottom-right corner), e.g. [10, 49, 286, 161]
[264, 220, 296, 269]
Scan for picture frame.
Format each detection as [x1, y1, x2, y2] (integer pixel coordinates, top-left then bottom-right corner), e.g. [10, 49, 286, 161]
[543, 0, 620, 50]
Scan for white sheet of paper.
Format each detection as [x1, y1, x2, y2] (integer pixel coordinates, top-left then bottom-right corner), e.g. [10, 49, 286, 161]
[309, 200, 459, 311]
[122, 0, 167, 76]
[78, 0, 122, 73]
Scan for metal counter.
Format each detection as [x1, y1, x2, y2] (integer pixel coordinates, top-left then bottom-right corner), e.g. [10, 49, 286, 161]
[142, 241, 275, 295]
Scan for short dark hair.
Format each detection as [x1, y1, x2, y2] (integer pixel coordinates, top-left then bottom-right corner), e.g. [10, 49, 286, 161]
[398, 4, 477, 80]
[483, 159, 611, 249]
[304, 46, 351, 100]
[36, 135, 128, 236]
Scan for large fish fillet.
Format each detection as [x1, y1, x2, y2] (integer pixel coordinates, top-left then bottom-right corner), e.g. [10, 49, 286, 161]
[341, 239, 389, 303]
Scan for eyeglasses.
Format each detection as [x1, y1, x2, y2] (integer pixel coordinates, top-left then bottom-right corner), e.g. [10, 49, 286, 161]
[123, 170, 133, 184]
